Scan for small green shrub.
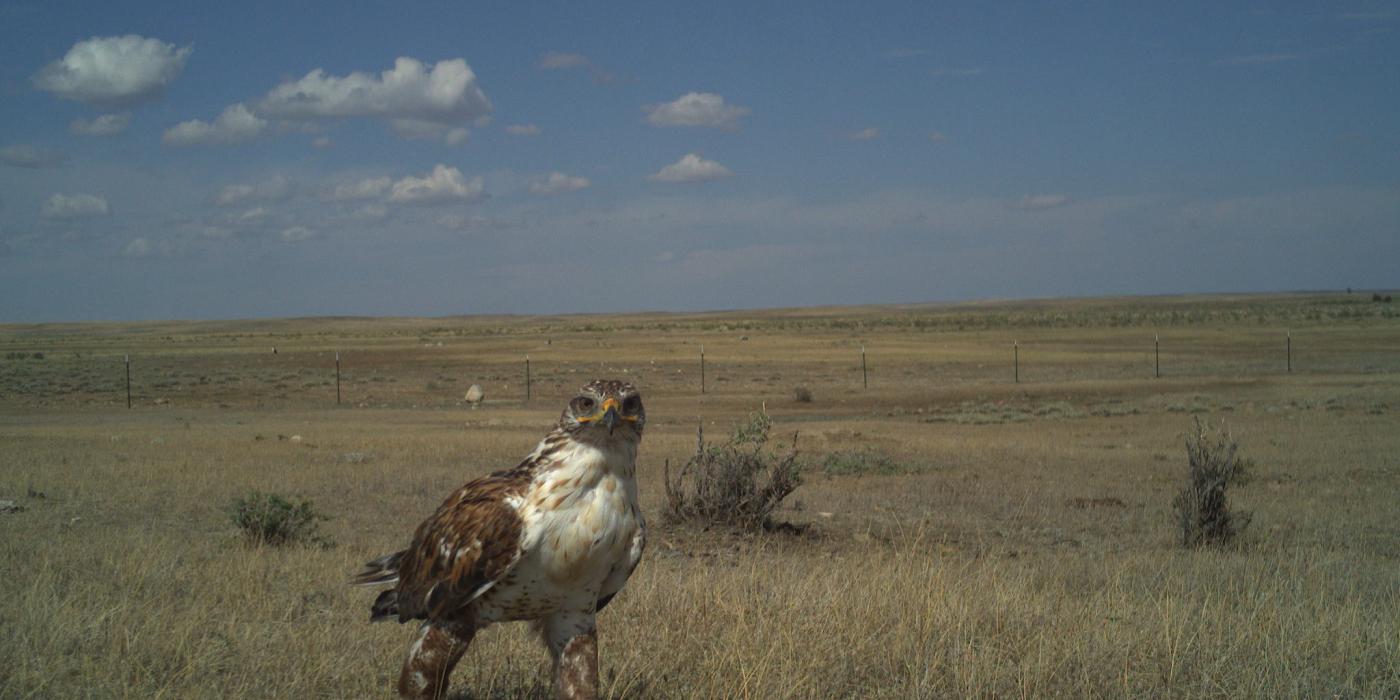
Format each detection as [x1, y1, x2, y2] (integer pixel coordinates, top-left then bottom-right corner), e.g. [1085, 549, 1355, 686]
[819, 449, 913, 477]
[663, 411, 801, 530]
[1172, 418, 1252, 548]
[227, 491, 330, 547]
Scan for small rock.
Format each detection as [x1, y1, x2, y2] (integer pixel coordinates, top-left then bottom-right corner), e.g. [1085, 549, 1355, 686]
[465, 384, 485, 408]
[289, 435, 303, 444]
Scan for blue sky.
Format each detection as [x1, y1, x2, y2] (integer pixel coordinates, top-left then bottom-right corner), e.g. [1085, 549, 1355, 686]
[1, 1, 1397, 322]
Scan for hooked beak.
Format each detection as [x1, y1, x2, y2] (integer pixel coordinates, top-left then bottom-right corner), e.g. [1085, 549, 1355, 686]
[600, 398, 620, 435]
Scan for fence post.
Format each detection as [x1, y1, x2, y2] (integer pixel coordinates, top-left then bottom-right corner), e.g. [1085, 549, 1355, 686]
[335, 350, 341, 405]
[861, 345, 868, 389]
[125, 354, 131, 409]
[1014, 341, 1019, 384]
[700, 344, 706, 395]
[525, 355, 532, 401]
[1155, 333, 1160, 379]
[1286, 332, 1292, 373]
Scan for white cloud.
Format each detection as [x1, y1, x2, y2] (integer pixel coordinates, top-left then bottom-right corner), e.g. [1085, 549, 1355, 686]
[929, 130, 947, 143]
[42, 193, 109, 219]
[648, 153, 734, 183]
[850, 127, 880, 141]
[33, 35, 191, 108]
[539, 52, 589, 69]
[312, 136, 333, 149]
[235, 207, 271, 223]
[122, 237, 155, 257]
[389, 165, 485, 204]
[326, 176, 392, 201]
[279, 226, 317, 242]
[529, 172, 591, 196]
[884, 48, 929, 59]
[644, 92, 750, 130]
[350, 204, 389, 221]
[70, 112, 131, 136]
[163, 103, 268, 147]
[212, 175, 293, 207]
[504, 123, 541, 136]
[256, 57, 492, 138]
[445, 127, 470, 146]
[0, 145, 67, 169]
[1015, 194, 1071, 210]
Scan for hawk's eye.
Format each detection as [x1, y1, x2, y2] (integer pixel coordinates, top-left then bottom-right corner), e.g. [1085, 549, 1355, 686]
[576, 397, 596, 412]
[622, 396, 641, 413]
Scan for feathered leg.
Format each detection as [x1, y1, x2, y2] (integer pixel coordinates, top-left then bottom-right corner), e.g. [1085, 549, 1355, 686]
[538, 611, 599, 700]
[397, 621, 474, 699]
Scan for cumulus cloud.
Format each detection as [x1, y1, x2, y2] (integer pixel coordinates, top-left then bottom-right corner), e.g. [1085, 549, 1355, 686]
[1015, 194, 1071, 210]
[648, 153, 734, 183]
[279, 226, 317, 242]
[163, 103, 268, 147]
[644, 92, 750, 129]
[326, 176, 392, 201]
[256, 57, 492, 140]
[212, 175, 293, 207]
[504, 123, 541, 136]
[850, 127, 880, 141]
[0, 145, 67, 169]
[42, 193, 109, 219]
[529, 172, 590, 196]
[32, 35, 191, 108]
[389, 165, 485, 204]
[70, 112, 131, 136]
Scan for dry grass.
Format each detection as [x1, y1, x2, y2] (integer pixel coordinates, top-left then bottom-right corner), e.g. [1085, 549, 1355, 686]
[2, 292, 1398, 698]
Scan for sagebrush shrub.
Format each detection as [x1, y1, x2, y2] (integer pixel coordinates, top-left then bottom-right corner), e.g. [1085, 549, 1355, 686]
[227, 490, 330, 547]
[1172, 418, 1251, 547]
[663, 411, 801, 530]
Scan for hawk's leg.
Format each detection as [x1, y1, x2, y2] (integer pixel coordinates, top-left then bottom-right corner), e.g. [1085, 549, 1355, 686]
[538, 611, 599, 700]
[398, 621, 475, 699]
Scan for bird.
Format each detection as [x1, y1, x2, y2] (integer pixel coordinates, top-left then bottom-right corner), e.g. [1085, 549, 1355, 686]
[351, 379, 647, 700]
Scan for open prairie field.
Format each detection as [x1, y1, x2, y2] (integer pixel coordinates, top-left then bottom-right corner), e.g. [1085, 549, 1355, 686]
[2, 292, 1398, 698]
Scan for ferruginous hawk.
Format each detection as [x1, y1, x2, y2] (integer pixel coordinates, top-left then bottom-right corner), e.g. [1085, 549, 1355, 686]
[351, 380, 647, 699]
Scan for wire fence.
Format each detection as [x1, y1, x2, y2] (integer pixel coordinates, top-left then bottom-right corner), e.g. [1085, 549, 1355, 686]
[2, 326, 1397, 411]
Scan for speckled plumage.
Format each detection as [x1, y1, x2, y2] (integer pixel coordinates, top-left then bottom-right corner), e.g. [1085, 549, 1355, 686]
[352, 380, 647, 700]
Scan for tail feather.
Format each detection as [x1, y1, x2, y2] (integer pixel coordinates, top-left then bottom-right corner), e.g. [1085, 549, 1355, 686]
[350, 550, 405, 587]
[370, 589, 399, 623]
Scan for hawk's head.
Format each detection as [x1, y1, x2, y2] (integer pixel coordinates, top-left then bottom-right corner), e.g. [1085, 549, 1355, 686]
[560, 379, 645, 441]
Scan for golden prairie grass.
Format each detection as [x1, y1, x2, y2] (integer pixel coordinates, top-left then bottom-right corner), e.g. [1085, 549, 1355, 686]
[2, 293, 1398, 698]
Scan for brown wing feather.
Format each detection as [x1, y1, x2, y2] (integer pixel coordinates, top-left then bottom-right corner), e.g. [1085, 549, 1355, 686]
[390, 473, 527, 623]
